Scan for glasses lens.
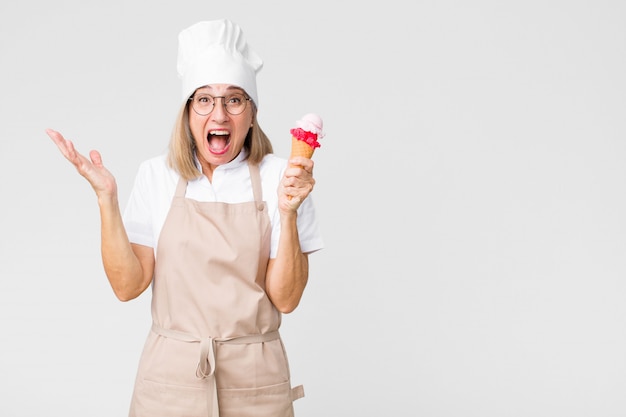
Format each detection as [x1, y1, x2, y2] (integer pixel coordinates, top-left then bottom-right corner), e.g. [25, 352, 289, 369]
[224, 94, 247, 115]
[192, 94, 214, 116]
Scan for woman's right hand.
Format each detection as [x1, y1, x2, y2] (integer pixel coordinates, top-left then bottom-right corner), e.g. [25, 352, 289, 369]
[47, 128, 153, 300]
[46, 128, 117, 198]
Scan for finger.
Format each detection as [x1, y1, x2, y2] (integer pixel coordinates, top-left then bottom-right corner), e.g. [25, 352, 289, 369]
[301, 161, 314, 176]
[287, 196, 302, 207]
[45, 128, 62, 142]
[46, 128, 69, 153]
[89, 150, 103, 167]
[64, 138, 80, 162]
[46, 128, 83, 164]
[286, 166, 314, 181]
[288, 157, 314, 172]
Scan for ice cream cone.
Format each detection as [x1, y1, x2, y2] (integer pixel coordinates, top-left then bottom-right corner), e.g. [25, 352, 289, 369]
[289, 136, 315, 168]
[287, 113, 324, 199]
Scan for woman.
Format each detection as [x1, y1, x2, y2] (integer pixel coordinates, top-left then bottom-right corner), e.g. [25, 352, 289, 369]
[46, 19, 323, 417]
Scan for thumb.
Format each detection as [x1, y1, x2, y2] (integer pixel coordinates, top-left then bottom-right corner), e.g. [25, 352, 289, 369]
[89, 150, 103, 167]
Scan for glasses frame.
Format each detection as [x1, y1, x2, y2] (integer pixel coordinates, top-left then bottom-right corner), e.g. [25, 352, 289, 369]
[188, 93, 252, 116]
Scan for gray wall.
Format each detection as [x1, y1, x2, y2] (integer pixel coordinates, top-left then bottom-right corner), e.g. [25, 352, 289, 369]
[1, 1, 625, 415]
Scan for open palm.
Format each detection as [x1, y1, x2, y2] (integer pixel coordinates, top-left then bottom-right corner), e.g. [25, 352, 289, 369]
[46, 129, 117, 197]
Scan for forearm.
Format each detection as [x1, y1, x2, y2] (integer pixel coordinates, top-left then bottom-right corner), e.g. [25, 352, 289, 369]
[265, 212, 309, 313]
[98, 194, 151, 301]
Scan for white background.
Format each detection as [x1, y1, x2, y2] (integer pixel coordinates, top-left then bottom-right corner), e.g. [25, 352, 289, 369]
[1, 1, 625, 416]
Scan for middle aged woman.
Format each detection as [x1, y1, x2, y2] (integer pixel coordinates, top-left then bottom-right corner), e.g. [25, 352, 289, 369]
[47, 18, 324, 417]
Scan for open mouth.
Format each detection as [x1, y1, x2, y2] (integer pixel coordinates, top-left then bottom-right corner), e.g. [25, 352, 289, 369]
[207, 130, 231, 155]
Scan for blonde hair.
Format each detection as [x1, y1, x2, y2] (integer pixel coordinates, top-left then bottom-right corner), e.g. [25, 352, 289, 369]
[167, 99, 273, 180]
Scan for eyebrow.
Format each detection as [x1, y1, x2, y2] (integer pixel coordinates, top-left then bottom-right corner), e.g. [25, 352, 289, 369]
[196, 85, 245, 94]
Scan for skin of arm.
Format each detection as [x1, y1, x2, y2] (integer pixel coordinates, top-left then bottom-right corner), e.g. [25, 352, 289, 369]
[46, 129, 154, 301]
[98, 193, 154, 301]
[265, 156, 315, 313]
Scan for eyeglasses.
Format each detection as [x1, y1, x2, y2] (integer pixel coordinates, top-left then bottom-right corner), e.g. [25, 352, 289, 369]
[188, 93, 252, 116]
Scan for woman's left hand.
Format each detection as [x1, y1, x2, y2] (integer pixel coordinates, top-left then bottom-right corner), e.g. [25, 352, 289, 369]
[278, 157, 316, 212]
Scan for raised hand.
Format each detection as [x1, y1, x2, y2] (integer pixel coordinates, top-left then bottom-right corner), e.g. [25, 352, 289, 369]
[46, 128, 117, 198]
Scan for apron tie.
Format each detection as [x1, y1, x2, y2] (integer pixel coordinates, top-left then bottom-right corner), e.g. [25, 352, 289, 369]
[197, 337, 217, 378]
[151, 323, 281, 416]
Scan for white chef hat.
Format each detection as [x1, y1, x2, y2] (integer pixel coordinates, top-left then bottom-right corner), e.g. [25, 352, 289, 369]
[177, 19, 263, 107]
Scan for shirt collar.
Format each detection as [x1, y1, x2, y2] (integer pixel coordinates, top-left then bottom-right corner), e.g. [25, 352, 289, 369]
[193, 148, 249, 178]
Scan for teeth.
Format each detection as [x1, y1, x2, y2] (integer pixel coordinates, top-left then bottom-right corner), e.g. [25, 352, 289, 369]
[209, 131, 229, 136]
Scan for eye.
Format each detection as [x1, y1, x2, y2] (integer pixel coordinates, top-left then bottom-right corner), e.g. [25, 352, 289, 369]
[197, 95, 213, 104]
[227, 95, 243, 105]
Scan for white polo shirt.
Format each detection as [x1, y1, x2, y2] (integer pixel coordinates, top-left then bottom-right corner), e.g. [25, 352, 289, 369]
[122, 150, 324, 258]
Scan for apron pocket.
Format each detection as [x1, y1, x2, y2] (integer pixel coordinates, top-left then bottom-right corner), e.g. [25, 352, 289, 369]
[218, 381, 296, 417]
[130, 378, 208, 417]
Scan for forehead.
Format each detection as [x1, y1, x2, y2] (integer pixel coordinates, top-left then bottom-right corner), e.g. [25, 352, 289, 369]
[195, 84, 245, 95]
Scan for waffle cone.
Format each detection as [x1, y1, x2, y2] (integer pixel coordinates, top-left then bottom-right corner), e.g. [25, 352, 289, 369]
[289, 137, 315, 167]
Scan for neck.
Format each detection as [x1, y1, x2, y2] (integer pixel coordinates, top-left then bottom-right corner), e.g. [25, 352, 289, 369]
[201, 160, 217, 183]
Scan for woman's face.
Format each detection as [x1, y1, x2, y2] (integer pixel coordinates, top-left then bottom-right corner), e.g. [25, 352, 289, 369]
[188, 84, 254, 173]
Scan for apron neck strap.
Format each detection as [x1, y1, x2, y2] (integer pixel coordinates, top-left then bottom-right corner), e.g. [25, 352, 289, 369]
[248, 163, 262, 202]
[175, 174, 188, 197]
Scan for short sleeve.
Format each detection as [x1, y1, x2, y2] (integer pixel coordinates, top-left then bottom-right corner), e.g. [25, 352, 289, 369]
[123, 162, 156, 248]
[269, 194, 324, 258]
[295, 194, 324, 255]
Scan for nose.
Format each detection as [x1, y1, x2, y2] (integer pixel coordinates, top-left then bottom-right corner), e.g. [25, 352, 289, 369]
[210, 97, 230, 122]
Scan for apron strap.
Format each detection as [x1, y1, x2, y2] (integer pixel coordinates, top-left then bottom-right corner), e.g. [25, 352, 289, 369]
[247, 162, 265, 210]
[291, 384, 305, 401]
[174, 175, 188, 198]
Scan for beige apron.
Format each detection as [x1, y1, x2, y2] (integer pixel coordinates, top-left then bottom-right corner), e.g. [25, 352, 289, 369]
[128, 163, 304, 417]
